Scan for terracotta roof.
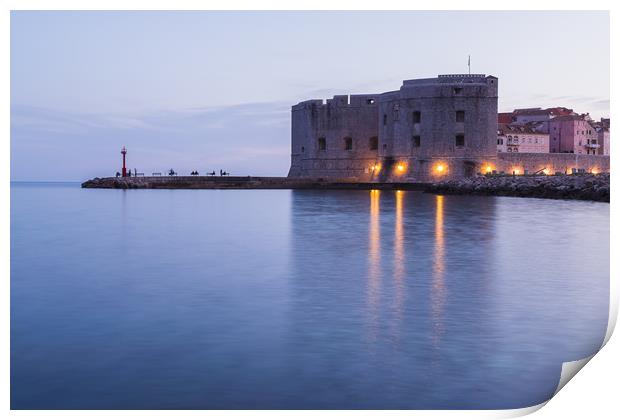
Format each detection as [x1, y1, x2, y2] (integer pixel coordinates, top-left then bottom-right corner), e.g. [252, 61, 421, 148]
[498, 112, 513, 124]
[549, 115, 586, 122]
[513, 107, 575, 117]
[498, 123, 548, 135]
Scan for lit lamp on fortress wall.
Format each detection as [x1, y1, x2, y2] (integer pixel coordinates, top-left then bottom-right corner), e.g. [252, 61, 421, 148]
[434, 163, 447, 175]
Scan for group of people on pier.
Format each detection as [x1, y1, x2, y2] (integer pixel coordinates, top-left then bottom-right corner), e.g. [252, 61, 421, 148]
[116, 169, 231, 177]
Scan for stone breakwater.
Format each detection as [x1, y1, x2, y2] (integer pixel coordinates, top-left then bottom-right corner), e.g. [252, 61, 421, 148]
[81, 176, 428, 191]
[82, 174, 610, 202]
[425, 174, 610, 202]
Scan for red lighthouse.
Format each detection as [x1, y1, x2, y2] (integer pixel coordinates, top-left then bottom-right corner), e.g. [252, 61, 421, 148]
[121, 146, 127, 177]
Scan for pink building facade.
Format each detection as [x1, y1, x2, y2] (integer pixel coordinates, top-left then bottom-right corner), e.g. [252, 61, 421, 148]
[497, 124, 549, 153]
[547, 116, 601, 155]
[597, 128, 610, 155]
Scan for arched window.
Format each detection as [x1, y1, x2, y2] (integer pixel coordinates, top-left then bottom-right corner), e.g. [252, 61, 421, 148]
[369, 137, 378, 150]
[318, 137, 326, 151]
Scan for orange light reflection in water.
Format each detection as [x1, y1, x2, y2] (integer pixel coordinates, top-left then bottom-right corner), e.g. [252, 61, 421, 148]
[393, 190, 405, 330]
[367, 190, 381, 342]
[431, 195, 446, 350]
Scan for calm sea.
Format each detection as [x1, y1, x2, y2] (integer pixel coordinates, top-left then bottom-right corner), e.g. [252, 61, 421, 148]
[10, 182, 609, 409]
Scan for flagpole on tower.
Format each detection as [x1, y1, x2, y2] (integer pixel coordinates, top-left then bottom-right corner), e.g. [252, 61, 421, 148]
[468, 55, 471, 75]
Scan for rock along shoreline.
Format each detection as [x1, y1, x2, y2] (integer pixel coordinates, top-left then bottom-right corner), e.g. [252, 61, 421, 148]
[425, 174, 609, 202]
[81, 174, 609, 202]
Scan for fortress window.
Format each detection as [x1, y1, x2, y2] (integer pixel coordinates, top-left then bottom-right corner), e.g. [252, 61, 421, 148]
[412, 136, 421, 147]
[367, 99, 375, 105]
[344, 137, 353, 150]
[301, 146, 305, 153]
[456, 111, 465, 122]
[453, 87, 463, 95]
[318, 137, 326, 151]
[383, 114, 388, 125]
[412, 111, 421, 123]
[455, 134, 465, 147]
[369, 137, 378, 150]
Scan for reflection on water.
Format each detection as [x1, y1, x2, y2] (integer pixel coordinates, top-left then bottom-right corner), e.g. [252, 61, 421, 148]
[11, 184, 610, 409]
[432, 195, 446, 349]
[367, 190, 381, 343]
[393, 190, 405, 327]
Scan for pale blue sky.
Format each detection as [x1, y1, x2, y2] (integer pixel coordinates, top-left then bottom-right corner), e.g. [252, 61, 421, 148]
[11, 11, 609, 181]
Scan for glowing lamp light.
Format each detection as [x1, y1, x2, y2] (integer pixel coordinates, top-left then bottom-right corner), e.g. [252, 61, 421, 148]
[397, 164, 405, 172]
[484, 165, 493, 174]
[435, 163, 446, 174]
[591, 168, 599, 175]
[512, 168, 521, 175]
[542, 168, 550, 175]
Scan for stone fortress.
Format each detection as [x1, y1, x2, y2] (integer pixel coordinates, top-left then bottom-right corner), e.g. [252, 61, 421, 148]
[287, 74, 610, 181]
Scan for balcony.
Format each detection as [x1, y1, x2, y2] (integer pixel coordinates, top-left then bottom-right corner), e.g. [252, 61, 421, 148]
[584, 143, 600, 149]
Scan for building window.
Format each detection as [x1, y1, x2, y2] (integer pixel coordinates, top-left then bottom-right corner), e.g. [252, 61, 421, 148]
[412, 135, 421, 147]
[367, 99, 375, 105]
[383, 114, 388, 125]
[453, 87, 463, 95]
[318, 137, 326, 151]
[456, 110, 465, 122]
[369, 137, 378, 150]
[344, 137, 353, 150]
[301, 146, 305, 153]
[497, 138, 503, 145]
[383, 144, 387, 151]
[455, 134, 465, 147]
[412, 111, 421, 123]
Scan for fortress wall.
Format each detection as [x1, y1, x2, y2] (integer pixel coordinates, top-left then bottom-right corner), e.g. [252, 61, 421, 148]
[288, 94, 380, 178]
[379, 76, 498, 161]
[496, 153, 610, 174]
[372, 75, 499, 182]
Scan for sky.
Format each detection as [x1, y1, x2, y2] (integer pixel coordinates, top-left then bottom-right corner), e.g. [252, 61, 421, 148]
[11, 11, 610, 181]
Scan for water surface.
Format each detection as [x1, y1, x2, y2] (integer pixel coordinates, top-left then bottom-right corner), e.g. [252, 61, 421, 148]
[11, 183, 609, 409]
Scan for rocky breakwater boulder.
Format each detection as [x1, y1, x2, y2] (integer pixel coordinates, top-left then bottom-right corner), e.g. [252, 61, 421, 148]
[425, 174, 609, 202]
[81, 177, 149, 189]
